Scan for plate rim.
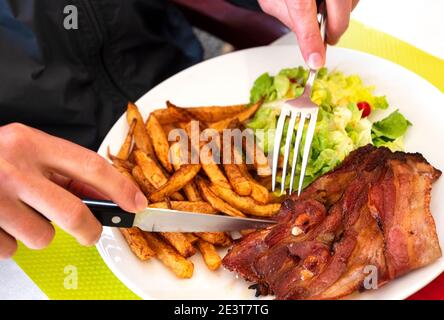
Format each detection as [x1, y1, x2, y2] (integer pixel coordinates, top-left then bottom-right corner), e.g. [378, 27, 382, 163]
[96, 45, 444, 300]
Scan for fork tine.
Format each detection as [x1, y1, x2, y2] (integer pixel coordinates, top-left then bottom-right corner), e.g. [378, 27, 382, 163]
[271, 107, 290, 192]
[280, 111, 298, 194]
[289, 111, 307, 194]
[297, 109, 319, 196]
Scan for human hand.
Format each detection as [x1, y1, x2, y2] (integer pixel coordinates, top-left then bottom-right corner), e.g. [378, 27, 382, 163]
[259, 0, 359, 69]
[0, 123, 147, 259]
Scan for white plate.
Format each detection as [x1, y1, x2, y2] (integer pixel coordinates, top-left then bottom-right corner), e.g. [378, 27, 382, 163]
[96, 45, 444, 300]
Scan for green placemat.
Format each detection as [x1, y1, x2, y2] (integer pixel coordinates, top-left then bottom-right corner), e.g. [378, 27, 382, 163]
[13, 20, 444, 300]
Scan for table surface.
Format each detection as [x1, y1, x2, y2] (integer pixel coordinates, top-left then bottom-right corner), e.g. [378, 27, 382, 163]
[1, 0, 443, 300]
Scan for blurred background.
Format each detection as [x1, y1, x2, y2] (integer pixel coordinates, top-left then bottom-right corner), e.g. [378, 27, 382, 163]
[191, 0, 443, 60]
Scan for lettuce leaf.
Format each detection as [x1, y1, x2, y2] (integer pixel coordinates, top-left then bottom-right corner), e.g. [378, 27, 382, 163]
[371, 110, 411, 150]
[247, 67, 412, 191]
[372, 110, 412, 140]
[312, 70, 389, 110]
[250, 73, 274, 103]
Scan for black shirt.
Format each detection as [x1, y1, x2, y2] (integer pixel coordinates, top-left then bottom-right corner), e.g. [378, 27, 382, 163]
[0, 0, 203, 149]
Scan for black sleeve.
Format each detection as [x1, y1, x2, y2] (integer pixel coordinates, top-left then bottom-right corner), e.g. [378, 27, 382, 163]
[226, 0, 262, 12]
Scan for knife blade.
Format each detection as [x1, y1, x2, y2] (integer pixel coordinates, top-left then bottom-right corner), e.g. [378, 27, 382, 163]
[84, 199, 276, 232]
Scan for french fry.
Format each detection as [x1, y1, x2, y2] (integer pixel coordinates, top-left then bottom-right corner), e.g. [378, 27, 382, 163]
[116, 119, 136, 160]
[115, 165, 137, 184]
[183, 181, 202, 202]
[170, 142, 202, 201]
[160, 232, 196, 258]
[195, 232, 232, 247]
[149, 201, 218, 214]
[169, 142, 183, 169]
[166, 193, 185, 202]
[156, 102, 247, 123]
[196, 239, 222, 271]
[201, 161, 231, 190]
[210, 184, 281, 217]
[164, 196, 173, 209]
[186, 104, 247, 123]
[126, 102, 155, 157]
[209, 100, 261, 132]
[247, 178, 269, 204]
[195, 177, 245, 217]
[132, 165, 156, 196]
[162, 123, 178, 141]
[151, 101, 193, 124]
[149, 164, 201, 202]
[177, 119, 201, 134]
[111, 158, 135, 173]
[240, 229, 256, 236]
[134, 150, 166, 187]
[108, 150, 137, 184]
[184, 233, 199, 244]
[143, 232, 194, 278]
[179, 120, 231, 190]
[198, 133, 231, 190]
[128, 147, 137, 164]
[199, 132, 230, 191]
[150, 109, 175, 124]
[108, 147, 135, 170]
[146, 115, 173, 172]
[237, 163, 269, 204]
[224, 164, 251, 196]
[120, 227, 155, 261]
[134, 150, 184, 201]
[166, 101, 197, 120]
[225, 118, 271, 177]
[114, 97, 287, 277]
[243, 128, 272, 176]
[222, 142, 251, 196]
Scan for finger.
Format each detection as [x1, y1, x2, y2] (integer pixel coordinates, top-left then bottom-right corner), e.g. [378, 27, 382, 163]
[326, 0, 352, 45]
[285, 0, 325, 69]
[13, 173, 102, 246]
[66, 180, 109, 200]
[49, 172, 108, 200]
[0, 199, 55, 250]
[258, 0, 293, 27]
[0, 228, 17, 260]
[35, 130, 147, 212]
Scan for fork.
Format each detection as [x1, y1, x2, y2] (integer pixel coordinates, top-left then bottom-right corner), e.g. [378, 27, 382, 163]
[271, 1, 327, 196]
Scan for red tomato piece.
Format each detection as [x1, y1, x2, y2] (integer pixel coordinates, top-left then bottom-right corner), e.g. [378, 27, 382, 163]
[357, 101, 371, 117]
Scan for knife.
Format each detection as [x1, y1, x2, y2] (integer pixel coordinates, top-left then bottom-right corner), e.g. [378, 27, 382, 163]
[83, 199, 277, 232]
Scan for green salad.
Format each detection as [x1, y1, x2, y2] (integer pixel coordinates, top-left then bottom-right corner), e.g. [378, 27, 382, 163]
[246, 67, 411, 188]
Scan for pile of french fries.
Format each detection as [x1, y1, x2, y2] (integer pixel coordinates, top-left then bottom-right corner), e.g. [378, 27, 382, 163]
[107, 101, 283, 279]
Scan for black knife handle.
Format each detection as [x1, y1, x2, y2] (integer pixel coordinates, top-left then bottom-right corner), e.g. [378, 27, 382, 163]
[83, 199, 135, 228]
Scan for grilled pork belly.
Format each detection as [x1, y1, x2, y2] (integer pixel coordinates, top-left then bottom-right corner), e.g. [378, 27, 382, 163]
[222, 145, 442, 299]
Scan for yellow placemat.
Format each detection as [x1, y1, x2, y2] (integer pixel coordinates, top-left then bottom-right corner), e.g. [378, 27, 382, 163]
[13, 20, 444, 300]
[14, 226, 139, 300]
[338, 21, 444, 91]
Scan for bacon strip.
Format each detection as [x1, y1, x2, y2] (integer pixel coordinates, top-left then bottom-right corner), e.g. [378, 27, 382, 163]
[223, 145, 442, 299]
